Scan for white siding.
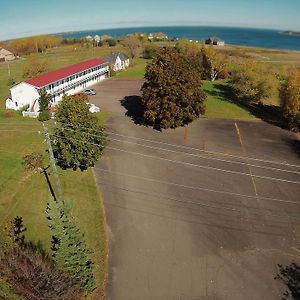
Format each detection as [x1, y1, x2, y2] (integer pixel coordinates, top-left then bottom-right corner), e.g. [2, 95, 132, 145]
[9, 82, 39, 110]
[9, 63, 109, 112]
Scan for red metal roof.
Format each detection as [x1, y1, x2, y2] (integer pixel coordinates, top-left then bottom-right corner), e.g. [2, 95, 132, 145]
[25, 58, 108, 88]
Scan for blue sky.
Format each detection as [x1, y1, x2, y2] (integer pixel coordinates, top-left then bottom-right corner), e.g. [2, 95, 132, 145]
[1, 0, 300, 40]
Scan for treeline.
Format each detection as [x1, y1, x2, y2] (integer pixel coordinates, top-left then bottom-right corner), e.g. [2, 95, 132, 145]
[6, 35, 62, 56]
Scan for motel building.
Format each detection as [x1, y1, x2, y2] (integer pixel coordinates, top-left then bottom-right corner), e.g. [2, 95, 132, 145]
[6, 58, 109, 112]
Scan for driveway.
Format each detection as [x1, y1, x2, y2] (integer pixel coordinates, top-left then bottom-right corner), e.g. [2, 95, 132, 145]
[92, 78, 300, 300]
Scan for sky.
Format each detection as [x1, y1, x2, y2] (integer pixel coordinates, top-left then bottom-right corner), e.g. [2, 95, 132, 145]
[1, 0, 300, 40]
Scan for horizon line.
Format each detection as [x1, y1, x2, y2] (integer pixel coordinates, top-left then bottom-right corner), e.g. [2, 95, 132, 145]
[2, 23, 299, 42]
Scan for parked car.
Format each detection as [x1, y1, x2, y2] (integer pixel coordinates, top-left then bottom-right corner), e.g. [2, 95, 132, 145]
[83, 89, 96, 95]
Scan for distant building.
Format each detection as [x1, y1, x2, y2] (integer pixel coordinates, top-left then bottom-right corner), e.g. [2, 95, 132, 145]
[0, 48, 15, 62]
[100, 34, 112, 41]
[85, 35, 93, 42]
[6, 58, 109, 112]
[148, 32, 168, 41]
[205, 37, 225, 46]
[105, 52, 130, 71]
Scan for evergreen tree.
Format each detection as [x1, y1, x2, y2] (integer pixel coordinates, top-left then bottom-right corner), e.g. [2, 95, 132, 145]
[13, 216, 27, 246]
[141, 47, 206, 130]
[38, 89, 51, 121]
[46, 197, 95, 294]
[52, 94, 106, 171]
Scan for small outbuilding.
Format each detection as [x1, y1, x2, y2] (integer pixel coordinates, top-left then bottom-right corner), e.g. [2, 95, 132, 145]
[0, 48, 15, 62]
[105, 52, 130, 72]
[205, 37, 225, 46]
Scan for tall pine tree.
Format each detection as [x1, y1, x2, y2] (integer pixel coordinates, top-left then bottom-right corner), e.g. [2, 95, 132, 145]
[46, 197, 95, 294]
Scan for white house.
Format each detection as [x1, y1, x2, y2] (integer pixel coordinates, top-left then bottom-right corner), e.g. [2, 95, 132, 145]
[105, 53, 130, 72]
[205, 37, 225, 46]
[6, 58, 109, 112]
[0, 48, 15, 62]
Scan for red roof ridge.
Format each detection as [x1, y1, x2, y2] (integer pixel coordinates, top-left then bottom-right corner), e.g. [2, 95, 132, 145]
[25, 58, 108, 88]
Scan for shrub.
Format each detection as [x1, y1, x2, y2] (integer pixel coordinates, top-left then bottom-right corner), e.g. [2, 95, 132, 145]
[0, 246, 81, 300]
[231, 60, 274, 104]
[18, 104, 29, 116]
[38, 110, 51, 121]
[143, 45, 157, 59]
[107, 38, 117, 47]
[280, 68, 300, 131]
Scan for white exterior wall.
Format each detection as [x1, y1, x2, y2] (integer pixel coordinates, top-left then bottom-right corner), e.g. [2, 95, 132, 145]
[8, 63, 109, 112]
[9, 82, 39, 110]
[113, 57, 130, 71]
[46, 64, 109, 105]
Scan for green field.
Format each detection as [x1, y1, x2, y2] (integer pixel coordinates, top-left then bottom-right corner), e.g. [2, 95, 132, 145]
[116, 58, 150, 79]
[203, 81, 257, 120]
[0, 110, 108, 299]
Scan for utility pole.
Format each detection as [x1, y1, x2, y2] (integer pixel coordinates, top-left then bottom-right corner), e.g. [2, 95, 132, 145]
[7, 61, 10, 77]
[42, 123, 64, 203]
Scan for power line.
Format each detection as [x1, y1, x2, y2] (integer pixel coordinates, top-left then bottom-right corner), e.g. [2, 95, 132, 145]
[94, 167, 300, 205]
[56, 122, 300, 169]
[107, 146, 300, 185]
[49, 153, 298, 206]
[98, 181, 300, 222]
[51, 134, 300, 185]
[108, 137, 300, 175]
[57, 126, 300, 175]
[106, 131, 300, 169]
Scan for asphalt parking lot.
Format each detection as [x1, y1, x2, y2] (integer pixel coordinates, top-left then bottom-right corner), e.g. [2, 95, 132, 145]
[92, 78, 300, 300]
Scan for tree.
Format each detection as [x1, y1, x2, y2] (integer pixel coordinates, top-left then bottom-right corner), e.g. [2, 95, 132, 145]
[107, 38, 117, 47]
[122, 35, 143, 60]
[38, 89, 52, 121]
[141, 47, 206, 130]
[230, 60, 274, 104]
[46, 197, 95, 294]
[143, 44, 158, 59]
[201, 46, 228, 81]
[175, 39, 199, 56]
[52, 94, 106, 171]
[275, 262, 300, 300]
[23, 54, 49, 79]
[280, 68, 300, 131]
[12, 216, 27, 246]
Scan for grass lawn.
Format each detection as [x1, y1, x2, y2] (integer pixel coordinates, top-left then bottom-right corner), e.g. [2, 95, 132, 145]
[0, 110, 108, 299]
[203, 80, 258, 120]
[116, 58, 149, 79]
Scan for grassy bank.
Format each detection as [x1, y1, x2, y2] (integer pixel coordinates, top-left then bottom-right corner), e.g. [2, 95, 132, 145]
[0, 110, 108, 299]
[203, 81, 257, 120]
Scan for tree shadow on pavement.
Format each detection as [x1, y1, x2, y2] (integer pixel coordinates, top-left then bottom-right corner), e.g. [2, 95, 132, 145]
[285, 137, 300, 159]
[120, 95, 146, 126]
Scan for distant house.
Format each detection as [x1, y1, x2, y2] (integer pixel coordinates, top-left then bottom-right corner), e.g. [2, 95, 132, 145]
[148, 32, 168, 41]
[100, 34, 113, 41]
[205, 37, 225, 46]
[85, 35, 93, 42]
[6, 58, 109, 112]
[0, 48, 15, 62]
[105, 53, 130, 72]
